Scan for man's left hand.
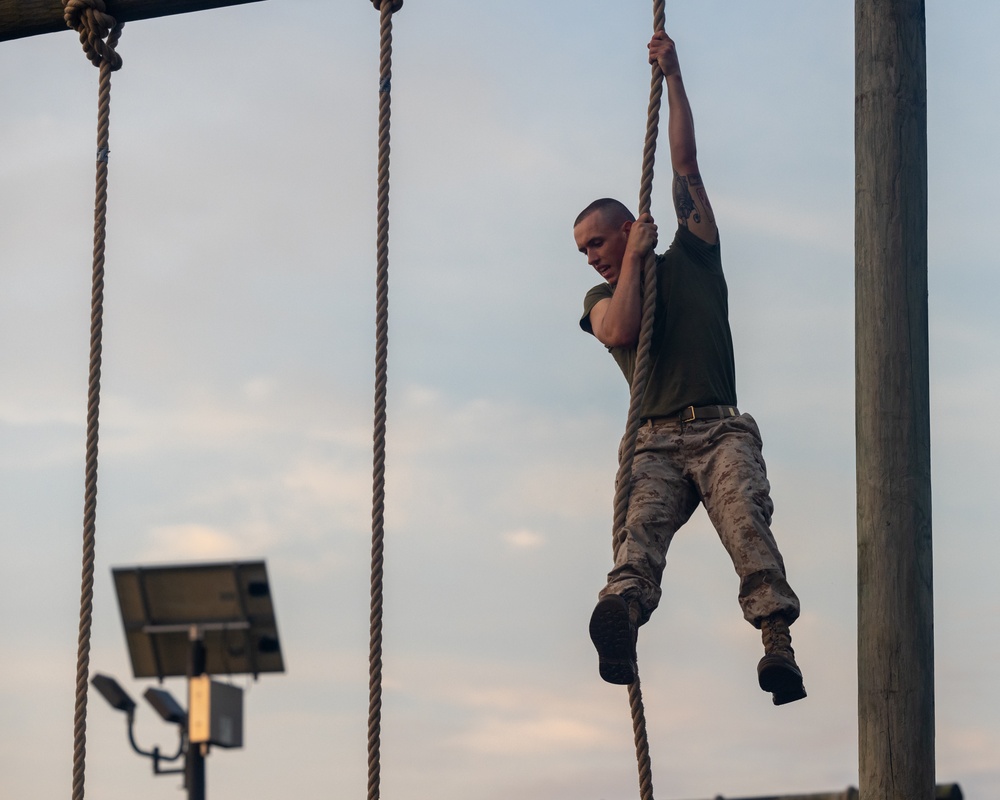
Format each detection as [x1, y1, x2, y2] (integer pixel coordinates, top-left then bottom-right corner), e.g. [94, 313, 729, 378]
[648, 31, 681, 78]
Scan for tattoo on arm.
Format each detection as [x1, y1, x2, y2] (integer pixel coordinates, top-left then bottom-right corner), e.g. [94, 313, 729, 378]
[673, 170, 701, 227]
[673, 170, 715, 229]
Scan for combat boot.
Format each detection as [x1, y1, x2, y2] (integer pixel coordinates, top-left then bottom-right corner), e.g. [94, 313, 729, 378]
[589, 594, 639, 685]
[757, 614, 807, 705]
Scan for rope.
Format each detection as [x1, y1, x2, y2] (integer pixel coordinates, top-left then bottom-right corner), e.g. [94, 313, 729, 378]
[62, 3, 123, 799]
[610, 2, 666, 799]
[368, 2, 401, 800]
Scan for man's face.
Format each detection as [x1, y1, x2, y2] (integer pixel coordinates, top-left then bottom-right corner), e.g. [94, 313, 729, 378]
[574, 211, 630, 286]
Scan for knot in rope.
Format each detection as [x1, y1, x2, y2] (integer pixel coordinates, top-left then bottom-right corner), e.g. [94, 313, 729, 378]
[62, 0, 123, 70]
[370, 0, 404, 13]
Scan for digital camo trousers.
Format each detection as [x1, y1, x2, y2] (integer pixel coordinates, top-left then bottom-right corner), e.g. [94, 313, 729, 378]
[600, 413, 800, 629]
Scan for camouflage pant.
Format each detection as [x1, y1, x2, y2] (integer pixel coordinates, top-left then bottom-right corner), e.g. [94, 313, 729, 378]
[601, 413, 800, 629]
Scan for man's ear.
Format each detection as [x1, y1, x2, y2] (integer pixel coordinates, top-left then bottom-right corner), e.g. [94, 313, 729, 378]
[621, 220, 633, 235]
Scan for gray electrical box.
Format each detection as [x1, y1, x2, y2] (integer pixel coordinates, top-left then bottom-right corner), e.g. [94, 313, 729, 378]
[189, 676, 244, 748]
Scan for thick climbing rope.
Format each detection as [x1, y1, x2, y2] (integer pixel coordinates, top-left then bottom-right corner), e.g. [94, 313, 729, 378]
[367, 2, 402, 800]
[610, 2, 666, 799]
[61, 2, 123, 799]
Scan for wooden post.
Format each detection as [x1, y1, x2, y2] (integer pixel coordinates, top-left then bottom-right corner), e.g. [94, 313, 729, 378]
[0, 0, 266, 42]
[677, 785, 963, 800]
[855, 2, 934, 799]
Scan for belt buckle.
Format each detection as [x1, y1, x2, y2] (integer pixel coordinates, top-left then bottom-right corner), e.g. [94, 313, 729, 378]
[680, 406, 696, 423]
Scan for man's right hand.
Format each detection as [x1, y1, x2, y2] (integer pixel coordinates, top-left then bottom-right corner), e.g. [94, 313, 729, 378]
[589, 214, 656, 349]
[624, 213, 658, 263]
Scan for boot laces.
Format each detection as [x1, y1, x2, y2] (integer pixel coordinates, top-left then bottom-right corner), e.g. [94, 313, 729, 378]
[762, 617, 794, 658]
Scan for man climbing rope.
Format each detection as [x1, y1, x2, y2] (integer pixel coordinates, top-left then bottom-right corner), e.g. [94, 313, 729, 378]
[575, 30, 806, 706]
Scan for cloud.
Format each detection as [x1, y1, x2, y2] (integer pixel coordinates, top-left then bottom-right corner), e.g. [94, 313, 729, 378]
[502, 528, 545, 550]
[938, 724, 1000, 775]
[140, 523, 246, 561]
[450, 714, 608, 755]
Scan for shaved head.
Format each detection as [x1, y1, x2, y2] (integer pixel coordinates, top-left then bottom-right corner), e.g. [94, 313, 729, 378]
[574, 198, 635, 230]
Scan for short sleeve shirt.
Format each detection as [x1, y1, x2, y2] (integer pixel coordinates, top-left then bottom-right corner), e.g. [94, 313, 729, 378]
[580, 226, 737, 419]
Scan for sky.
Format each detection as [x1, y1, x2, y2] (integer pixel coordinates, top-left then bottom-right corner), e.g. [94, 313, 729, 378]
[1, 1, 998, 798]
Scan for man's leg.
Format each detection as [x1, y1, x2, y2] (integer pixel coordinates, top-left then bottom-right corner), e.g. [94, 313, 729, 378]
[590, 420, 698, 684]
[687, 413, 805, 704]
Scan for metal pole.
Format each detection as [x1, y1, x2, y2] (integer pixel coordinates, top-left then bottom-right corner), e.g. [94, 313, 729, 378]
[186, 627, 207, 800]
[855, 1, 934, 798]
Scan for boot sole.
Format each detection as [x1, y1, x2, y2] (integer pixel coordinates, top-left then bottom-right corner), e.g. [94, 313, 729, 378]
[758, 654, 807, 705]
[589, 596, 636, 685]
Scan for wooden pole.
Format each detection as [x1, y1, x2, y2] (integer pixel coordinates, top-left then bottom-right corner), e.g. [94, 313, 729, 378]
[855, 2, 933, 799]
[677, 785, 963, 800]
[0, 0, 266, 42]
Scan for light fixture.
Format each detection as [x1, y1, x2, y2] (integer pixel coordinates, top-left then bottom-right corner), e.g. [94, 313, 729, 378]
[144, 686, 187, 725]
[92, 673, 137, 715]
[93, 559, 283, 800]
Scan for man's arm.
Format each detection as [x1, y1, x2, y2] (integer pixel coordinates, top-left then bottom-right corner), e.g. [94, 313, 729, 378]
[648, 31, 718, 245]
[587, 214, 658, 348]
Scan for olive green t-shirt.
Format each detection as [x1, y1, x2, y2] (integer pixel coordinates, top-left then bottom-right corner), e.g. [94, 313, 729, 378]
[579, 226, 737, 419]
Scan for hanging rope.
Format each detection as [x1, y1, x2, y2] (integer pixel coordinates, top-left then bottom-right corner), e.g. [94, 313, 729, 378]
[609, 2, 666, 799]
[368, 2, 402, 800]
[61, 2, 123, 799]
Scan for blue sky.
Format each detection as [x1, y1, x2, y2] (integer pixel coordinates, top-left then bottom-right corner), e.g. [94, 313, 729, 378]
[1, 1, 998, 798]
